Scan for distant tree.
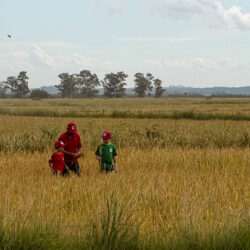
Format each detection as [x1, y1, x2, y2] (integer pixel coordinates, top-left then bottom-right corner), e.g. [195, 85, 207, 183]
[4, 71, 29, 98]
[56, 73, 78, 98]
[4, 76, 18, 97]
[154, 78, 165, 98]
[0, 81, 6, 98]
[77, 70, 100, 97]
[30, 89, 50, 99]
[133, 73, 153, 98]
[16, 71, 29, 98]
[102, 72, 128, 98]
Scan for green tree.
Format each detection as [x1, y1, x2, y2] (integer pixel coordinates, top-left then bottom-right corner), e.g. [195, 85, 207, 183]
[4, 71, 29, 98]
[55, 73, 78, 98]
[102, 72, 128, 98]
[0, 81, 6, 98]
[154, 78, 165, 98]
[133, 73, 153, 98]
[16, 71, 29, 98]
[30, 89, 50, 99]
[4, 76, 18, 97]
[77, 70, 100, 97]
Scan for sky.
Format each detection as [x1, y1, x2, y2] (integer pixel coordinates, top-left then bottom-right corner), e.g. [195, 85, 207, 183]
[1, 0, 250, 88]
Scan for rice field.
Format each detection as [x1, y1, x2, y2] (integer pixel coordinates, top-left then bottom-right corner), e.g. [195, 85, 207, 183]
[1, 98, 250, 120]
[0, 98, 249, 249]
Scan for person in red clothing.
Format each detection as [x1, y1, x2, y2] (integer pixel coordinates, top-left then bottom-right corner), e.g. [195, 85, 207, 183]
[58, 122, 82, 176]
[49, 140, 68, 176]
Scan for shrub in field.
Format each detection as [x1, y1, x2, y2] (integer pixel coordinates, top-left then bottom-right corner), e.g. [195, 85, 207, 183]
[85, 196, 140, 250]
[30, 89, 50, 99]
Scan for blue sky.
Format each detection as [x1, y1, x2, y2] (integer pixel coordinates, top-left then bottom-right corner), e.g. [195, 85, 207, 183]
[1, 0, 250, 88]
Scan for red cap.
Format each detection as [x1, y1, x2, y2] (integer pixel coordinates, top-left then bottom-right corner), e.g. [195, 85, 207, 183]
[102, 131, 111, 139]
[55, 140, 65, 148]
[67, 122, 77, 133]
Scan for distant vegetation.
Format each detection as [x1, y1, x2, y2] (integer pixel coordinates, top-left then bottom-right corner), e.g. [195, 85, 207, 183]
[3, 70, 250, 99]
[30, 89, 50, 99]
[0, 70, 165, 99]
[0, 98, 249, 249]
[1, 98, 250, 152]
[2, 98, 250, 121]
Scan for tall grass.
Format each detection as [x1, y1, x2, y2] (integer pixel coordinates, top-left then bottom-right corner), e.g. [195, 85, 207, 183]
[1, 115, 250, 152]
[0, 210, 249, 249]
[0, 98, 249, 248]
[0, 220, 65, 250]
[85, 195, 140, 250]
[0, 149, 249, 249]
[1, 98, 250, 121]
[2, 107, 250, 121]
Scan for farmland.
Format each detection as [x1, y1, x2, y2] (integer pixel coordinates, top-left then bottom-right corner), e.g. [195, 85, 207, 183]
[0, 98, 249, 249]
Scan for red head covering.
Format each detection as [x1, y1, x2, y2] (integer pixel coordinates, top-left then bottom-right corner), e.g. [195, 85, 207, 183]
[55, 140, 65, 148]
[67, 122, 77, 133]
[102, 131, 111, 139]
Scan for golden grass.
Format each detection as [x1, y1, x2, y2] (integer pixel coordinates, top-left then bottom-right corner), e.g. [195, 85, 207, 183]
[1, 98, 250, 117]
[0, 98, 249, 247]
[1, 115, 250, 152]
[0, 149, 249, 240]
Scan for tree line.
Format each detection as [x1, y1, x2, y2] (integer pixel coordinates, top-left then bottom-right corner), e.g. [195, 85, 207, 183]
[0, 70, 165, 98]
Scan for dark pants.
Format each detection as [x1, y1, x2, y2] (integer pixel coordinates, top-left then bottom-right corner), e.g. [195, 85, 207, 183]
[100, 169, 114, 173]
[100, 161, 114, 172]
[52, 168, 68, 177]
[65, 162, 80, 176]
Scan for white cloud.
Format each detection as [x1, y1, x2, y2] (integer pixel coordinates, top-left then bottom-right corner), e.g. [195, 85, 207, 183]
[1, 43, 250, 88]
[159, 57, 246, 70]
[91, 0, 126, 14]
[30, 44, 55, 67]
[8, 51, 29, 61]
[139, 57, 250, 86]
[146, 0, 250, 30]
[0, 44, 123, 87]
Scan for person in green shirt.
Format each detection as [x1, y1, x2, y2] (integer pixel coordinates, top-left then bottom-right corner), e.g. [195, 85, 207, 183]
[95, 131, 118, 173]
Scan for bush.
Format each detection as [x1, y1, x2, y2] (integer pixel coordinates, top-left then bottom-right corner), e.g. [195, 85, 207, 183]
[30, 89, 50, 99]
[85, 196, 140, 250]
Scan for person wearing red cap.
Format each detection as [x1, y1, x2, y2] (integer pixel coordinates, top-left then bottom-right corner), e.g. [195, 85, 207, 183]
[49, 141, 68, 176]
[95, 131, 118, 173]
[58, 122, 82, 176]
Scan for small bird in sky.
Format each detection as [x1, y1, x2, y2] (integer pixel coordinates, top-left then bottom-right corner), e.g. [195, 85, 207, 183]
[7, 34, 11, 38]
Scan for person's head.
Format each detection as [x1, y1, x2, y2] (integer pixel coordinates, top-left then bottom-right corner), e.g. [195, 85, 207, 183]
[102, 131, 111, 144]
[55, 140, 65, 152]
[67, 122, 77, 136]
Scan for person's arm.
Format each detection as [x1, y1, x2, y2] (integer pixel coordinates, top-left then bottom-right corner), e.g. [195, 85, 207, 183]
[95, 146, 101, 162]
[96, 155, 101, 162]
[59, 134, 75, 157]
[76, 146, 82, 158]
[113, 156, 118, 173]
[75, 136, 83, 158]
[49, 162, 53, 171]
[64, 150, 76, 157]
[113, 146, 118, 173]
[64, 163, 70, 171]
[49, 156, 55, 174]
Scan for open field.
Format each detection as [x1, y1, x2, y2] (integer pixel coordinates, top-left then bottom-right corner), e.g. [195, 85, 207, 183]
[0, 98, 249, 249]
[2, 115, 250, 152]
[2, 98, 250, 120]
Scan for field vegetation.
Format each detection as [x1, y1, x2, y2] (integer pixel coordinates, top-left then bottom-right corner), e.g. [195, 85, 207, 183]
[0, 98, 249, 249]
[2, 98, 250, 120]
